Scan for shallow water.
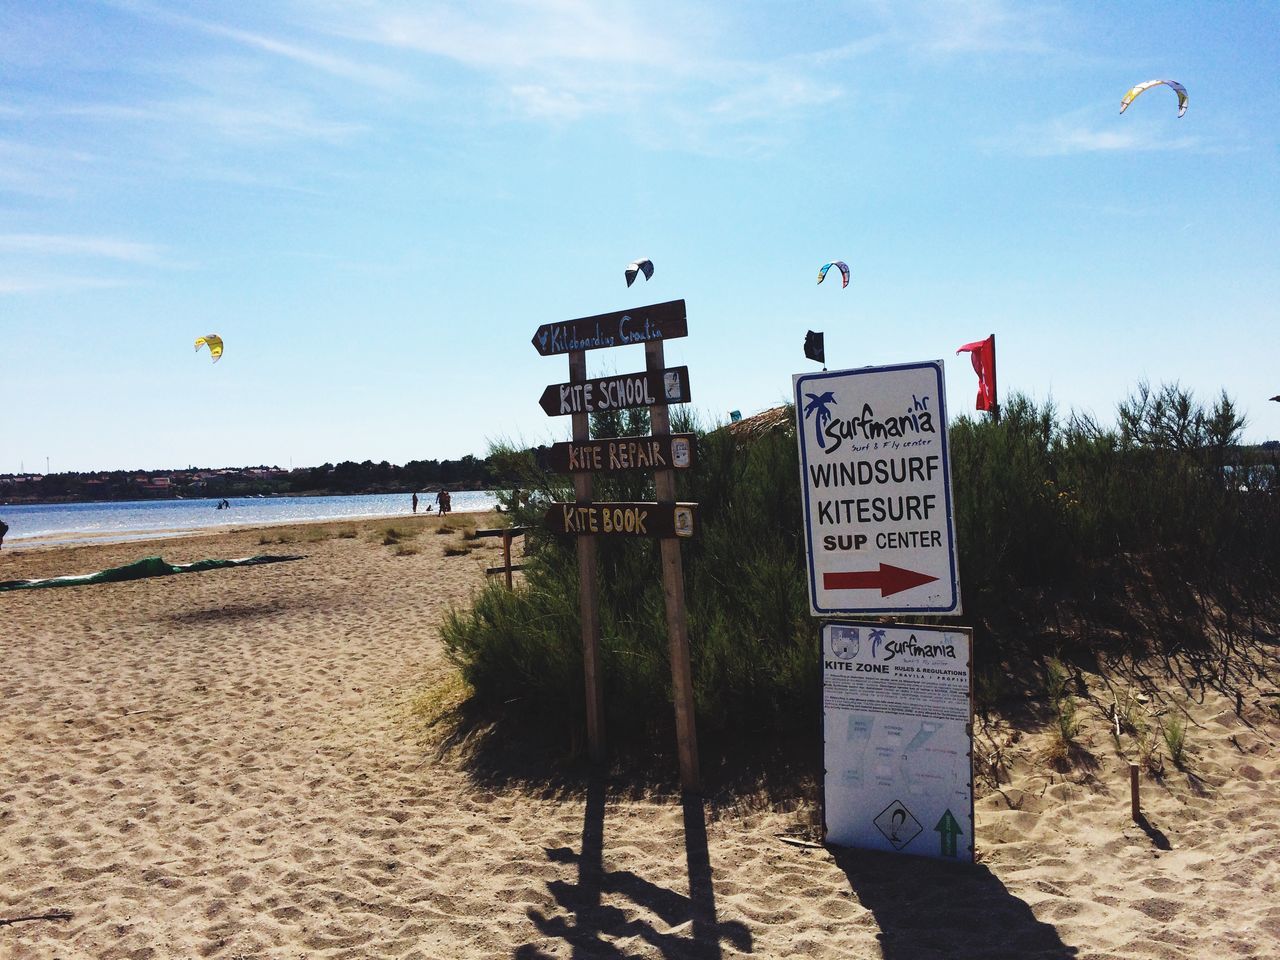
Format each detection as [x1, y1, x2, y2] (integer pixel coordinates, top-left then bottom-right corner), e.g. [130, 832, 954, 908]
[0, 491, 499, 548]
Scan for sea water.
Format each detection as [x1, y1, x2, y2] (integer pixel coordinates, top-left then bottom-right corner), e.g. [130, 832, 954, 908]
[0, 491, 500, 549]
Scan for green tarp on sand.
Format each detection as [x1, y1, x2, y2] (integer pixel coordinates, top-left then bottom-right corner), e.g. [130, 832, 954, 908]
[0, 555, 303, 592]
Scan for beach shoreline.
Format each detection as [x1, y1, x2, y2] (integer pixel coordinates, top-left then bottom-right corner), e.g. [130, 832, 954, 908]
[1, 498, 499, 553]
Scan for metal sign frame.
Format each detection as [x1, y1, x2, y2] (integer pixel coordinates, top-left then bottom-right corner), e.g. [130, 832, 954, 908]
[794, 360, 961, 616]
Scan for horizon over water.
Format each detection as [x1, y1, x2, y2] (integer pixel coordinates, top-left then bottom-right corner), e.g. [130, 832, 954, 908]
[0, 491, 500, 549]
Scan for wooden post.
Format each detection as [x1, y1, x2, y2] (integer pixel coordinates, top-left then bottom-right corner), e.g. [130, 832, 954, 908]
[571, 349, 606, 764]
[646, 339, 701, 793]
[501, 531, 514, 590]
[1130, 762, 1140, 821]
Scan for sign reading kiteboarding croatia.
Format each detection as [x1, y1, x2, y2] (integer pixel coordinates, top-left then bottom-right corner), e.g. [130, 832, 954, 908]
[531, 300, 688, 357]
[794, 361, 961, 616]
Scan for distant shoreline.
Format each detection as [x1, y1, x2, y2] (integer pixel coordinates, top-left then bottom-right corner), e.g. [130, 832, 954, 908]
[2, 492, 502, 552]
[0, 482, 504, 509]
[5, 508, 503, 554]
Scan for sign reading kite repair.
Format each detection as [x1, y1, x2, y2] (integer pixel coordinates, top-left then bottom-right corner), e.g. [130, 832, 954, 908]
[794, 361, 961, 615]
[540, 434, 696, 474]
[822, 621, 973, 861]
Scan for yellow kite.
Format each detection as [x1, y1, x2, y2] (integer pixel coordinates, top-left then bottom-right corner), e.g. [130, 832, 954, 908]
[194, 335, 224, 362]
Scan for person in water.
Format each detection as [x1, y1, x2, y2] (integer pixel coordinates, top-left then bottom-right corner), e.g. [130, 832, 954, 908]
[412, 492, 419, 514]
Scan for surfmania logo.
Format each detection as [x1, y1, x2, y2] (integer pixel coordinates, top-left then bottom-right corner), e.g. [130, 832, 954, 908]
[801, 391, 936, 454]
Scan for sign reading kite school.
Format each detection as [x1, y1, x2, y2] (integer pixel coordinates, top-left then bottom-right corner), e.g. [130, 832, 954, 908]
[538, 367, 691, 417]
[794, 361, 961, 616]
[822, 621, 973, 861]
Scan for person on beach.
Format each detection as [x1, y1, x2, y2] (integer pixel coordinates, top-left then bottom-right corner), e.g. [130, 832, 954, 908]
[412, 492, 419, 514]
[436, 488, 451, 516]
[0, 518, 8, 549]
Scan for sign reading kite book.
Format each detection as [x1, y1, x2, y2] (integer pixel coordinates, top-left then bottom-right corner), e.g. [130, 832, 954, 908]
[544, 502, 698, 539]
[823, 621, 973, 861]
[794, 360, 961, 616]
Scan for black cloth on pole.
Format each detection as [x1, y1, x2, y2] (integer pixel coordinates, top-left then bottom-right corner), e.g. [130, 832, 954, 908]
[804, 330, 825, 364]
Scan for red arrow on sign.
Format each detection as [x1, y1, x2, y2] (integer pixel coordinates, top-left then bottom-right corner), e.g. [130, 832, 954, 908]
[823, 564, 939, 597]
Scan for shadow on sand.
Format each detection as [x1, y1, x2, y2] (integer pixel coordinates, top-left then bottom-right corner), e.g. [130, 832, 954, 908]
[830, 846, 1077, 960]
[514, 779, 751, 959]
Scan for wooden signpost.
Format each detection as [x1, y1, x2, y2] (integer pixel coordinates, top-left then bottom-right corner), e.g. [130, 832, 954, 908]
[531, 300, 688, 357]
[533, 298, 701, 791]
[544, 502, 697, 538]
[539, 434, 696, 474]
[537, 367, 691, 417]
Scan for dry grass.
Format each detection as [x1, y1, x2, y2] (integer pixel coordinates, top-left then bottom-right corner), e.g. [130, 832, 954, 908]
[409, 671, 471, 739]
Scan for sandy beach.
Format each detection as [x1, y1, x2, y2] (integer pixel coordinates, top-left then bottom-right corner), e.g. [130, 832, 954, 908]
[3, 513, 1278, 959]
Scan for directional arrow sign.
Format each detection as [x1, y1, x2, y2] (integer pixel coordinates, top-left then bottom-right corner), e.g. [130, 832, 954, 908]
[545, 502, 698, 539]
[532, 300, 687, 357]
[935, 809, 962, 858]
[540, 434, 696, 474]
[821, 563, 938, 597]
[539, 367, 690, 417]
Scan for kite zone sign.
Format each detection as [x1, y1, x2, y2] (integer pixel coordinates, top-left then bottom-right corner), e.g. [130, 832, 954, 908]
[822, 620, 974, 861]
[794, 361, 961, 616]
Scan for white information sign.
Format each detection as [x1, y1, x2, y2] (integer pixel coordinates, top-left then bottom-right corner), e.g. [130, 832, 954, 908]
[822, 621, 973, 861]
[794, 361, 961, 616]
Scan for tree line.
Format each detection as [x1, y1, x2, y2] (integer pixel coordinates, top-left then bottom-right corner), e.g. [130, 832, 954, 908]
[0, 454, 502, 504]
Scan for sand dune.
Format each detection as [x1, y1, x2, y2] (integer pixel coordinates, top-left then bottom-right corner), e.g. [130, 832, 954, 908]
[2, 514, 1277, 958]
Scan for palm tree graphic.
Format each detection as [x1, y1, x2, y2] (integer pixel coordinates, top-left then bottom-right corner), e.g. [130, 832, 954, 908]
[869, 628, 887, 657]
[803, 391, 838, 449]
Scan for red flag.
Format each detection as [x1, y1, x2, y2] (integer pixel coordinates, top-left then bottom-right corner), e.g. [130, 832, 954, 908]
[956, 335, 996, 412]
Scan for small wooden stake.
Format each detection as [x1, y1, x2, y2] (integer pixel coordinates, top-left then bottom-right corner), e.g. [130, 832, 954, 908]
[501, 531, 514, 590]
[1129, 762, 1140, 821]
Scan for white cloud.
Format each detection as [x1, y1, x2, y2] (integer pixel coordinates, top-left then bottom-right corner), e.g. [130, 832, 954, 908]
[0, 274, 132, 295]
[337, 0, 681, 71]
[707, 73, 844, 121]
[835, 0, 1065, 58]
[173, 99, 365, 143]
[0, 233, 164, 262]
[508, 85, 589, 122]
[193, 22, 412, 92]
[992, 115, 1200, 156]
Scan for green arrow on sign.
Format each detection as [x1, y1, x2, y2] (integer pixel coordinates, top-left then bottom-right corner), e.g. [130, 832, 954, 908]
[935, 809, 962, 857]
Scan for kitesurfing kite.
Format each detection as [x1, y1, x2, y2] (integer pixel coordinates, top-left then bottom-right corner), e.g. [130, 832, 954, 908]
[1270, 396, 1280, 402]
[1120, 79, 1188, 118]
[194, 334, 224, 362]
[817, 261, 850, 289]
[625, 258, 654, 288]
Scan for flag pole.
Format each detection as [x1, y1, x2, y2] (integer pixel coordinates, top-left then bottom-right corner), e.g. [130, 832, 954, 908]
[990, 334, 1000, 424]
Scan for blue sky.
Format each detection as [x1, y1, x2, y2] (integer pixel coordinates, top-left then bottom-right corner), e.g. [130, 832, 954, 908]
[2, 0, 1277, 473]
